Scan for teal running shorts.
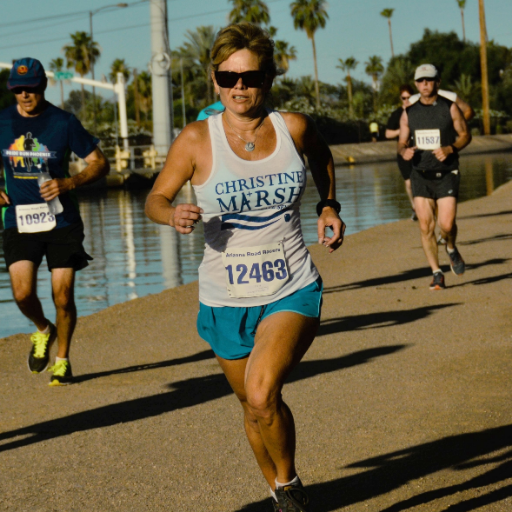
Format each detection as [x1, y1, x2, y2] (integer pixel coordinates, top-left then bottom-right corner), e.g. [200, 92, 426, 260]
[197, 277, 323, 360]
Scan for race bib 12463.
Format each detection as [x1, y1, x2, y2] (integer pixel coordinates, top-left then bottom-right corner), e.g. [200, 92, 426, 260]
[15, 203, 56, 233]
[415, 129, 441, 150]
[222, 241, 289, 298]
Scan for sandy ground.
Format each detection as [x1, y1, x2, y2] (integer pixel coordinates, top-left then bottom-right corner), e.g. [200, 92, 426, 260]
[1, 181, 511, 512]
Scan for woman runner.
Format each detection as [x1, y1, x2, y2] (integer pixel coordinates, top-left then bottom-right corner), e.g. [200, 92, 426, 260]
[145, 22, 344, 512]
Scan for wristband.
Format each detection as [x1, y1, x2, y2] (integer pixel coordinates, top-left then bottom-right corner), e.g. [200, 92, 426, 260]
[450, 144, 458, 154]
[316, 199, 341, 217]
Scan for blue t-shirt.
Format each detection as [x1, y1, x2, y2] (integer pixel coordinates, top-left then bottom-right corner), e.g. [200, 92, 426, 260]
[196, 101, 225, 121]
[0, 102, 98, 230]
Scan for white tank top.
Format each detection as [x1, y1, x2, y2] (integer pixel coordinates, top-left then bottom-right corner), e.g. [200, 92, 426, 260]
[193, 111, 319, 307]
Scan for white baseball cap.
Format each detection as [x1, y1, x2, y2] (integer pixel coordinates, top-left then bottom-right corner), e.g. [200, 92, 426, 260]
[414, 64, 439, 81]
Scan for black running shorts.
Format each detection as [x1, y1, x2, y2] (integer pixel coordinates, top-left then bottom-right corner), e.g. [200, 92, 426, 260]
[410, 169, 460, 200]
[2, 222, 92, 271]
[397, 155, 412, 180]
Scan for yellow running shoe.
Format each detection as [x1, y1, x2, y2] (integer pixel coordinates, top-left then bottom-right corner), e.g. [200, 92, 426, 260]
[48, 360, 73, 386]
[28, 323, 57, 373]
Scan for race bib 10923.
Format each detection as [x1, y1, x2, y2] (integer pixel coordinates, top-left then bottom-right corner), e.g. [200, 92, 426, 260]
[15, 203, 56, 233]
[222, 241, 289, 298]
[415, 129, 441, 150]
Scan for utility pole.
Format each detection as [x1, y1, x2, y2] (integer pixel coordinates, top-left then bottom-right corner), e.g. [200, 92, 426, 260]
[180, 58, 186, 128]
[479, 0, 491, 135]
[133, 68, 141, 128]
[150, 0, 173, 156]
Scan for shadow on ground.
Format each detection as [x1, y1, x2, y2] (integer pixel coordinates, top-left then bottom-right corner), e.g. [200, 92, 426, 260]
[323, 259, 509, 294]
[318, 304, 459, 336]
[74, 349, 215, 384]
[0, 346, 406, 454]
[460, 209, 512, 220]
[460, 234, 512, 245]
[237, 424, 512, 512]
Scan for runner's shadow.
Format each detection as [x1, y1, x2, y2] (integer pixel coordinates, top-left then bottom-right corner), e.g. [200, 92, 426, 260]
[447, 271, 512, 289]
[460, 209, 512, 220]
[323, 259, 509, 294]
[0, 346, 403, 454]
[73, 349, 215, 384]
[460, 234, 512, 245]
[237, 424, 512, 512]
[318, 304, 459, 336]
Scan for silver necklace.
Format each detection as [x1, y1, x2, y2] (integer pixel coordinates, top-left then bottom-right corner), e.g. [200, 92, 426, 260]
[224, 115, 265, 152]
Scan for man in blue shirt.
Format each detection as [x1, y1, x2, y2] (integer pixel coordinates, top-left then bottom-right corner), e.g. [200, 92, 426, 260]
[0, 58, 109, 385]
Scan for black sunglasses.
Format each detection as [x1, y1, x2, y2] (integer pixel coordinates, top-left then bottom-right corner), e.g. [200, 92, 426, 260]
[214, 70, 266, 88]
[401, 96, 411, 100]
[415, 77, 436, 83]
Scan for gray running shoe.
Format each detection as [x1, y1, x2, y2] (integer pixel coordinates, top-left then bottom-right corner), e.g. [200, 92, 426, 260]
[28, 322, 57, 373]
[447, 246, 465, 276]
[429, 271, 446, 291]
[274, 480, 310, 512]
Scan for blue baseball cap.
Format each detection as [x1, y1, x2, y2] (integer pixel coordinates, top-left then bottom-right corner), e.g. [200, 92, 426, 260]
[7, 58, 47, 90]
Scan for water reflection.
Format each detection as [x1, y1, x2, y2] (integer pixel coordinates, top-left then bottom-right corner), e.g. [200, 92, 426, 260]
[1, 153, 511, 338]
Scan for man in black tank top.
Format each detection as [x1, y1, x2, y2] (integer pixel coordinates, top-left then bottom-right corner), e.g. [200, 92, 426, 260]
[398, 64, 471, 290]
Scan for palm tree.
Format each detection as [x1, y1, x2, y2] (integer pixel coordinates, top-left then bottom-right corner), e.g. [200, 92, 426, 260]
[337, 57, 358, 118]
[456, 0, 467, 42]
[109, 58, 131, 84]
[63, 31, 100, 119]
[274, 40, 297, 74]
[229, 0, 270, 25]
[136, 71, 152, 126]
[365, 55, 384, 112]
[453, 73, 477, 99]
[177, 26, 217, 105]
[380, 8, 395, 57]
[291, 0, 329, 110]
[48, 57, 66, 109]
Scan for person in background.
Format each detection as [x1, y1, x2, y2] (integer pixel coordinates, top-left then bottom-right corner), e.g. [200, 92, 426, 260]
[0, 58, 109, 385]
[369, 120, 379, 142]
[386, 84, 417, 219]
[398, 64, 471, 291]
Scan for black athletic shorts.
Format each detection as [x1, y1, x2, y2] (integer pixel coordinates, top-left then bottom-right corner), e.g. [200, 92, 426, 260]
[410, 169, 460, 200]
[2, 222, 92, 271]
[397, 155, 412, 180]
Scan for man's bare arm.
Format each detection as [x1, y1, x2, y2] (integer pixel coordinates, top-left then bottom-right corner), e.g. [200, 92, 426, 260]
[39, 147, 110, 201]
[455, 97, 475, 122]
[397, 110, 416, 161]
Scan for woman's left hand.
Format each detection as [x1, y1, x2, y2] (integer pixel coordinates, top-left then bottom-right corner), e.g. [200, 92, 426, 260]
[318, 208, 345, 253]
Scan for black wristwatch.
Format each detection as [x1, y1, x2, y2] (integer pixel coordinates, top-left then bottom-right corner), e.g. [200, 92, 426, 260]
[316, 199, 341, 217]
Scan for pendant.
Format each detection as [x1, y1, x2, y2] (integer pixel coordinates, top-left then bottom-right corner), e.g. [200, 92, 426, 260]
[245, 142, 255, 152]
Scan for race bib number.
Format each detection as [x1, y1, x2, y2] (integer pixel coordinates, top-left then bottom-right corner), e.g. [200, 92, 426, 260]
[415, 129, 441, 150]
[16, 203, 56, 233]
[222, 242, 289, 298]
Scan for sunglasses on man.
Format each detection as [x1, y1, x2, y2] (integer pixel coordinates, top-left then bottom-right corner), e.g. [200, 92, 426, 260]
[401, 96, 411, 100]
[214, 70, 266, 89]
[415, 77, 437, 83]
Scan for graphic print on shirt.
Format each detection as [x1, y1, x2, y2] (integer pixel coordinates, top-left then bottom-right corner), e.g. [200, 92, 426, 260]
[2, 133, 57, 178]
[215, 170, 305, 230]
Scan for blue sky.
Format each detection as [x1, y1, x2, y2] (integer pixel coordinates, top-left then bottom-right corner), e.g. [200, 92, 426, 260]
[0, 0, 511, 106]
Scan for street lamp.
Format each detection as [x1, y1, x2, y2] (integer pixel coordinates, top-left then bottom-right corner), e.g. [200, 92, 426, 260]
[89, 3, 128, 134]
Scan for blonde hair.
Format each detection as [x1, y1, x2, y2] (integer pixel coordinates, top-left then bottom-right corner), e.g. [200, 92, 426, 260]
[211, 22, 277, 78]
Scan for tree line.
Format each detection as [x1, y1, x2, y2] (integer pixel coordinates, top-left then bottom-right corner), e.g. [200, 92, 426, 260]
[1, 0, 510, 144]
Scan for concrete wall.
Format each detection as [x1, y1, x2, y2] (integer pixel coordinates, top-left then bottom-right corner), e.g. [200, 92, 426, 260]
[330, 134, 512, 166]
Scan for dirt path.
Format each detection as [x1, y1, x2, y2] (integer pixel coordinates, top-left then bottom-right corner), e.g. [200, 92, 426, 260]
[1, 182, 511, 512]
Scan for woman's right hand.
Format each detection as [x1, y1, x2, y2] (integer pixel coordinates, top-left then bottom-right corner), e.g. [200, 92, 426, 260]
[172, 203, 203, 234]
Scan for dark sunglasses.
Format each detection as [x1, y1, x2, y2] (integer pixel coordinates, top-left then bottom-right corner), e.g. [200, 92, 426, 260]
[214, 70, 266, 88]
[415, 77, 436, 83]
[401, 96, 411, 100]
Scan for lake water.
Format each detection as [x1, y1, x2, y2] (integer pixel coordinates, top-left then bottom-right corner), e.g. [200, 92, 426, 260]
[1, 153, 511, 338]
